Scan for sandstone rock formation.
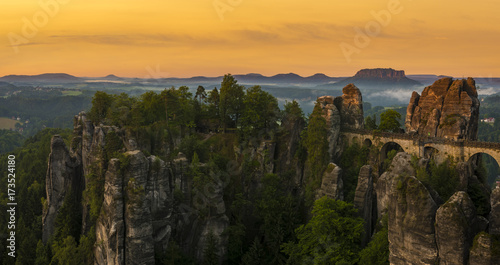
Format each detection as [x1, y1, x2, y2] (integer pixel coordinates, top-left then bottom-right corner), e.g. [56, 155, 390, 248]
[275, 107, 305, 184]
[435, 191, 477, 265]
[316, 83, 363, 160]
[388, 175, 438, 265]
[317, 95, 341, 160]
[469, 232, 500, 265]
[405, 77, 480, 140]
[337, 83, 364, 130]
[317, 163, 343, 200]
[334, 68, 421, 88]
[43, 112, 230, 264]
[354, 165, 373, 246]
[42, 135, 83, 243]
[490, 185, 500, 235]
[354, 68, 406, 79]
[375, 152, 415, 219]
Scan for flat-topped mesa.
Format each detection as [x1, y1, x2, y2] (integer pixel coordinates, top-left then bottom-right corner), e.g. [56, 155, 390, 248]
[354, 68, 406, 79]
[405, 77, 480, 140]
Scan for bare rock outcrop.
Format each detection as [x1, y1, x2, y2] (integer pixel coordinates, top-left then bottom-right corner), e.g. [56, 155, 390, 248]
[375, 152, 415, 219]
[469, 232, 500, 265]
[354, 165, 373, 246]
[42, 135, 83, 243]
[405, 77, 479, 140]
[316, 83, 364, 160]
[317, 96, 341, 160]
[435, 191, 477, 265]
[317, 163, 343, 200]
[490, 185, 500, 235]
[388, 175, 438, 265]
[337, 83, 364, 130]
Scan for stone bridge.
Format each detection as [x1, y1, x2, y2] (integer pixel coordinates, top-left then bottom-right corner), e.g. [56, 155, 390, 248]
[341, 129, 500, 165]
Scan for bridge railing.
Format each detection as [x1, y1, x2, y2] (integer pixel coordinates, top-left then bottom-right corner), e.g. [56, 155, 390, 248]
[341, 128, 500, 150]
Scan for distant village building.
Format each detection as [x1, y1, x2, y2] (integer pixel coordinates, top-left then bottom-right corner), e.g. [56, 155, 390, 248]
[480, 117, 495, 123]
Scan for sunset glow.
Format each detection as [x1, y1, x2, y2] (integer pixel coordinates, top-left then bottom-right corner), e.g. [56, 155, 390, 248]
[1, 0, 499, 77]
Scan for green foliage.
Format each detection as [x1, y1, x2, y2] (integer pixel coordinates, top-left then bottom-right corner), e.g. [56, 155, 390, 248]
[339, 143, 370, 202]
[179, 134, 208, 163]
[304, 103, 329, 187]
[203, 231, 220, 265]
[240, 85, 279, 137]
[365, 114, 378, 130]
[35, 240, 51, 265]
[219, 74, 245, 130]
[88, 91, 114, 124]
[53, 189, 82, 244]
[282, 197, 364, 265]
[255, 173, 302, 264]
[241, 238, 266, 265]
[83, 172, 105, 222]
[382, 149, 398, 172]
[157, 240, 195, 265]
[283, 100, 305, 121]
[359, 217, 389, 265]
[468, 181, 490, 217]
[414, 159, 459, 202]
[378, 109, 402, 133]
[50, 236, 80, 265]
[104, 131, 123, 159]
[0, 129, 25, 153]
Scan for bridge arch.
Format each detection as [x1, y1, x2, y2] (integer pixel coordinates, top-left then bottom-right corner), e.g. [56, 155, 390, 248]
[380, 141, 404, 163]
[423, 146, 440, 160]
[363, 138, 372, 147]
[467, 152, 500, 187]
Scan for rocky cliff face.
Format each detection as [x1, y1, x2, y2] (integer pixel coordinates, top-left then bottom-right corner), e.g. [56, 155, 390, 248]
[316, 83, 363, 160]
[43, 112, 229, 264]
[42, 135, 83, 243]
[435, 191, 478, 265]
[374, 152, 497, 265]
[405, 77, 480, 140]
[354, 68, 406, 79]
[388, 174, 439, 265]
[354, 165, 373, 246]
[334, 68, 421, 88]
[317, 163, 343, 201]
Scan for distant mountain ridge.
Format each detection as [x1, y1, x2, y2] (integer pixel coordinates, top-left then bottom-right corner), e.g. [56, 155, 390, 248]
[0, 73, 82, 83]
[0, 72, 341, 86]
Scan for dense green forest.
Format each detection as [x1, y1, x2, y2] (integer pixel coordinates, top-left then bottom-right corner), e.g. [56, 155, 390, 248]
[0, 75, 392, 264]
[1, 75, 499, 264]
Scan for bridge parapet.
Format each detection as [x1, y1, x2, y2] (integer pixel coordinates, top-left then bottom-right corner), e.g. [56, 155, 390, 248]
[342, 128, 500, 149]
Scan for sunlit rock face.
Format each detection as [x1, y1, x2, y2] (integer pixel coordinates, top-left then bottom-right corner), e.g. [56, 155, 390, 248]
[405, 77, 479, 140]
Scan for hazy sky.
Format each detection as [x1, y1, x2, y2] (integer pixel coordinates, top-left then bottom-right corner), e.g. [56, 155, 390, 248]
[1, 0, 499, 77]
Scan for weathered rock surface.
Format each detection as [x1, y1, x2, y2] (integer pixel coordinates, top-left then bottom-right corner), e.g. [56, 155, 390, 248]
[375, 152, 415, 219]
[405, 77, 480, 140]
[490, 185, 500, 235]
[388, 175, 438, 265]
[354, 68, 406, 79]
[95, 151, 172, 265]
[435, 191, 477, 265]
[317, 95, 341, 160]
[354, 165, 373, 246]
[334, 68, 421, 88]
[469, 232, 500, 265]
[94, 159, 125, 265]
[316, 84, 363, 160]
[337, 83, 364, 130]
[42, 135, 83, 243]
[317, 163, 343, 200]
[275, 108, 305, 184]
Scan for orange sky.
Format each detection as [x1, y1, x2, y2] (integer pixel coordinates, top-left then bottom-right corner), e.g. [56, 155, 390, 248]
[1, 0, 499, 78]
